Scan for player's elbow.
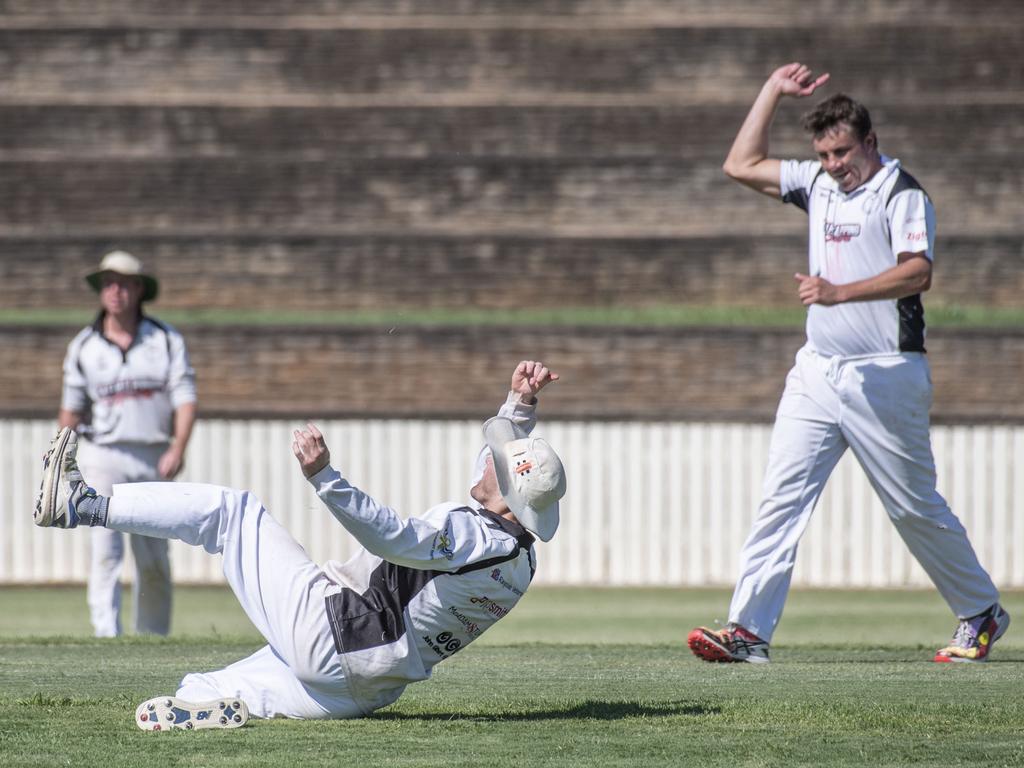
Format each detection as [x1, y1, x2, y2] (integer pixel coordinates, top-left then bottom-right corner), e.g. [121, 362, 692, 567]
[913, 261, 933, 293]
[898, 254, 932, 294]
[722, 158, 765, 190]
[722, 159, 742, 180]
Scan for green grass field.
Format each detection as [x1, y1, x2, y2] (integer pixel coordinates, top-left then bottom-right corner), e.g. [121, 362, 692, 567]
[2, 587, 1023, 767]
[5, 304, 1024, 329]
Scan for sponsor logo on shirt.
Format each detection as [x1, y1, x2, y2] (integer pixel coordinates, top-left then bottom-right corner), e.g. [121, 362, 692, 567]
[96, 379, 166, 403]
[824, 222, 861, 243]
[447, 605, 483, 638]
[905, 231, 928, 242]
[422, 630, 463, 659]
[490, 568, 524, 597]
[470, 595, 511, 619]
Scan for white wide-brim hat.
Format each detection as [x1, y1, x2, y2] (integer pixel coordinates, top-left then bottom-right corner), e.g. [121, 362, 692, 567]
[483, 416, 566, 542]
[85, 250, 159, 302]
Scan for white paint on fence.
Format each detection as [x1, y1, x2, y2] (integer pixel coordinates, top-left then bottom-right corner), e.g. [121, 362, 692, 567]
[2, 419, 1023, 588]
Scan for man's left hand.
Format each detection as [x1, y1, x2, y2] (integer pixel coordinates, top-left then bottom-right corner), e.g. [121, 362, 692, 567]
[795, 273, 844, 306]
[293, 422, 331, 478]
[157, 446, 185, 479]
[510, 360, 559, 404]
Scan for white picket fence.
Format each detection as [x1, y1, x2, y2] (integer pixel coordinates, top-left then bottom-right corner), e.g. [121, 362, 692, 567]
[2, 418, 1023, 588]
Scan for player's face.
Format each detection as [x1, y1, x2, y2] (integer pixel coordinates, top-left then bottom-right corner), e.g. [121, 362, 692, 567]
[99, 272, 145, 316]
[812, 124, 881, 193]
[470, 456, 508, 513]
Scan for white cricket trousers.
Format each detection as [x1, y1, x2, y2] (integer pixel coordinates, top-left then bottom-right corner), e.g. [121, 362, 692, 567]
[106, 482, 363, 720]
[729, 347, 999, 642]
[77, 441, 172, 638]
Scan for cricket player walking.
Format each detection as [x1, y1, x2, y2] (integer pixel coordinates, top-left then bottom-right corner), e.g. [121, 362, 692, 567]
[36, 360, 566, 728]
[688, 63, 1008, 664]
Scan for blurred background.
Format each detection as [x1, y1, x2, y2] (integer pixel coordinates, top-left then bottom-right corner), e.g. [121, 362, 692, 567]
[1, 0, 1023, 589]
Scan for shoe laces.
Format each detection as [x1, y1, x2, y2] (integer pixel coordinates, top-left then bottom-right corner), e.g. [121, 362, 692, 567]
[950, 613, 989, 649]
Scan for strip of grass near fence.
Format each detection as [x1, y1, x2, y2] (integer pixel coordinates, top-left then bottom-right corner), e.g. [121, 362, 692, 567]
[5, 304, 1024, 329]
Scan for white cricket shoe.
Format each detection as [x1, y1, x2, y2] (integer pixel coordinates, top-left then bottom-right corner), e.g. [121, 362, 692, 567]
[135, 696, 250, 731]
[34, 426, 95, 528]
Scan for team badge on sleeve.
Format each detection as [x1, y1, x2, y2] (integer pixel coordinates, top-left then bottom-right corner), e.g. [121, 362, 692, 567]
[431, 522, 456, 561]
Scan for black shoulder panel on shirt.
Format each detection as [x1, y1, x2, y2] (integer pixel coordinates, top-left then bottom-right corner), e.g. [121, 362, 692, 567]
[886, 169, 927, 209]
[898, 294, 927, 353]
[145, 315, 168, 332]
[324, 519, 533, 655]
[782, 167, 825, 214]
[142, 315, 174, 357]
[781, 188, 810, 212]
[75, 323, 101, 377]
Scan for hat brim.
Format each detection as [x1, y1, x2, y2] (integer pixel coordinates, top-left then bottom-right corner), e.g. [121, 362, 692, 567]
[85, 270, 159, 302]
[482, 416, 560, 542]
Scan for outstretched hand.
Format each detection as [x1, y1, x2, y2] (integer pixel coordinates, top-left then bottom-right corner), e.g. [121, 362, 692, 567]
[292, 422, 331, 478]
[511, 360, 560, 403]
[769, 62, 830, 98]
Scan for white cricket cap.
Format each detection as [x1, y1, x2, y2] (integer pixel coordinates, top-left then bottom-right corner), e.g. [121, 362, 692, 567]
[482, 416, 566, 542]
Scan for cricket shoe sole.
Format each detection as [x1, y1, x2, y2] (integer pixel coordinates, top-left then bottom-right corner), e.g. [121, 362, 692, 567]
[135, 696, 250, 731]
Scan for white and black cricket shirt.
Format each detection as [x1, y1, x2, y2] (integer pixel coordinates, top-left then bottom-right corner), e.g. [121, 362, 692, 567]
[61, 313, 197, 445]
[780, 155, 936, 357]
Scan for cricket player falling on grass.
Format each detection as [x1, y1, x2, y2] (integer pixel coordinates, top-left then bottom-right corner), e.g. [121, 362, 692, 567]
[36, 360, 566, 729]
[687, 63, 1009, 665]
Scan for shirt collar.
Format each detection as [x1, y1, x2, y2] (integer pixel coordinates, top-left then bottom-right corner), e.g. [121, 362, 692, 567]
[91, 310, 152, 349]
[475, 507, 535, 545]
[841, 155, 900, 199]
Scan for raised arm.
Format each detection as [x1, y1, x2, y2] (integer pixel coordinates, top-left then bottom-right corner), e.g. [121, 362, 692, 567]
[470, 360, 559, 483]
[723, 63, 830, 197]
[292, 423, 514, 570]
[509, 359, 559, 406]
[289, 361, 561, 567]
[288, 361, 560, 483]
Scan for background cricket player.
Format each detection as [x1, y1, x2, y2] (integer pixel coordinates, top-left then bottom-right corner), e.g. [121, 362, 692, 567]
[59, 250, 197, 637]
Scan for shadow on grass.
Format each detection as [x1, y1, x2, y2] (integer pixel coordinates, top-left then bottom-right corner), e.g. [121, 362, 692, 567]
[376, 700, 718, 722]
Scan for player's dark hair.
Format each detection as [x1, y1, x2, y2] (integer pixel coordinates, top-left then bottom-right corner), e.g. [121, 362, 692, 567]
[801, 93, 873, 141]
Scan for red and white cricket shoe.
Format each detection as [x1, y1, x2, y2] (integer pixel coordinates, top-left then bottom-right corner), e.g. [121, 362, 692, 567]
[688, 623, 770, 664]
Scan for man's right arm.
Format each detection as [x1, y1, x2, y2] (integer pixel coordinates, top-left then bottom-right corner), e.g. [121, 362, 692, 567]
[292, 424, 505, 569]
[470, 360, 558, 484]
[723, 63, 829, 198]
[58, 409, 82, 430]
[59, 332, 89, 432]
